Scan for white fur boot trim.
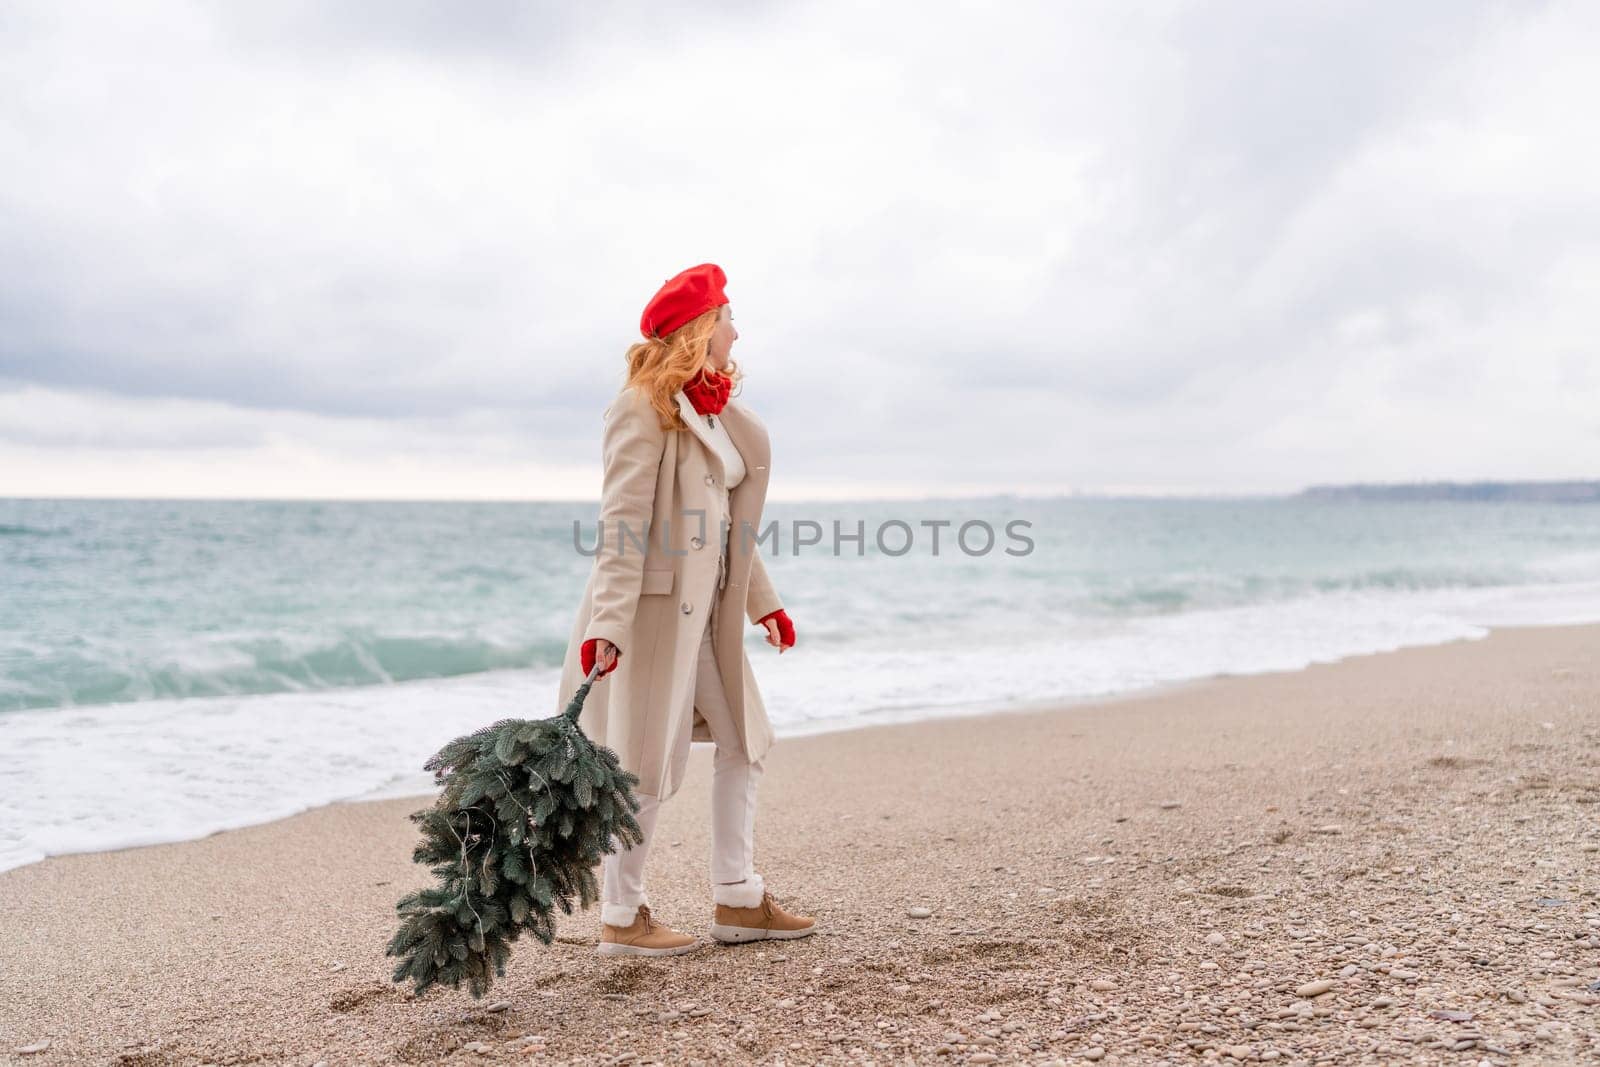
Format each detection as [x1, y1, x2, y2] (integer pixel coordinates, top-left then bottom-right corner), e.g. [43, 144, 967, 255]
[712, 873, 766, 908]
[601, 898, 646, 927]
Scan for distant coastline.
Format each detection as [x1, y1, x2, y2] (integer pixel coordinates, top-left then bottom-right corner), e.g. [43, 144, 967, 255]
[1298, 479, 1600, 503]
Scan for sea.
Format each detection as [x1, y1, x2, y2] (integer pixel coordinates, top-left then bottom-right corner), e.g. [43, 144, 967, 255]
[3, 495, 1598, 873]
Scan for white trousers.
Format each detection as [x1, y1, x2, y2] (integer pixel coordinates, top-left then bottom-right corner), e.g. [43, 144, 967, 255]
[600, 600, 765, 926]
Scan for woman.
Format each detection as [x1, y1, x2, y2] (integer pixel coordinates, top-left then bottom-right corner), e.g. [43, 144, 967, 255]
[553, 262, 816, 956]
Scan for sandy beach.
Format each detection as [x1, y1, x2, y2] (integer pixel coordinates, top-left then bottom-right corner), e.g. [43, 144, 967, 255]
[2, 622, 1596, 1065]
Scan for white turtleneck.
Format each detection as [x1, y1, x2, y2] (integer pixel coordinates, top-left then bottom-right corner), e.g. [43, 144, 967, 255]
[700, 410, 745, 594]
[702, 411, 746, 492]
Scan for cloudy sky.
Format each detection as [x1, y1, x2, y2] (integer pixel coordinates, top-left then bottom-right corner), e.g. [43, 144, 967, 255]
[1, 0, 1595, 499]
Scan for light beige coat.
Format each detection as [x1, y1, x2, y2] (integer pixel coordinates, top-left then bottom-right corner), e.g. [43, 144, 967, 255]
[554, 384, 785, 801]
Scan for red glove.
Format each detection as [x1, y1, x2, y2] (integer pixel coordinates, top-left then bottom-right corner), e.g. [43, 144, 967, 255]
[756, 609, 795, 649]
[581, 638, 621, 677]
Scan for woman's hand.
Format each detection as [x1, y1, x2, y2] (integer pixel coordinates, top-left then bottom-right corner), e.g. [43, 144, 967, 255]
[757, 609, 795, 653]
[761, 618, 783, 652]
[581, 637, 621, 676]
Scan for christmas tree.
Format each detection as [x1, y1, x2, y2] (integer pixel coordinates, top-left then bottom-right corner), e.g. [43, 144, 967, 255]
[386, 667, 642, 998]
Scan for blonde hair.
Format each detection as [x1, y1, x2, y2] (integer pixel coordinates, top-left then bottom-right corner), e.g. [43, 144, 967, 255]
[623, 305, 742, 431]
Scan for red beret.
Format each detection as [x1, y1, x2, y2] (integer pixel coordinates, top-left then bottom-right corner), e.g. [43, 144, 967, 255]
[639, 263, 729, 339]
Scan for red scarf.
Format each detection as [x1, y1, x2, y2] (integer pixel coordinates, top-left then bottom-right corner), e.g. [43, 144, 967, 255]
[684, 368, 732, 415]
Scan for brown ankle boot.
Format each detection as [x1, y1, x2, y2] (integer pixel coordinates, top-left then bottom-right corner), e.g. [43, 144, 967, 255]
[711, 889, 816, 944]
[597, 905, 700, 956]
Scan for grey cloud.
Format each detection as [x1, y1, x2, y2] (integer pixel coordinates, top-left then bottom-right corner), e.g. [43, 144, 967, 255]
[0, 0, 1595, 494]
[212, 0, 781, 69]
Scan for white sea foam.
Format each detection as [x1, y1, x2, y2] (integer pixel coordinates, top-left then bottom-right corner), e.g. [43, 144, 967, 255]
[0, 668, 558, 874]
[2, 578, 1596, 874]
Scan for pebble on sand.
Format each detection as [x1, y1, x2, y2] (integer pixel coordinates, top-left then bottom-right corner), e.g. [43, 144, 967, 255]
[1089, 979, 1117, 991]
[1295, 979, 1336, 997]
[15, 1041, 51, 1056]
[907, 906, 933, 919]
[1081, 1047, 1107, 1061]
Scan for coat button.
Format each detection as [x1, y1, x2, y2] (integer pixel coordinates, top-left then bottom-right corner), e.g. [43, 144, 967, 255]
[680, 601, 693, 614]
[690, 536, 704, 549]
[704, 473, 715, 486]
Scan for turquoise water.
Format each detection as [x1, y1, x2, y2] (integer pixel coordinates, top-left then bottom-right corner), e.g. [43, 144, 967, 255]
[1, 500, 591, 711]
[4, 497, 1596, 714]
[1, 495, 1597, 872]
